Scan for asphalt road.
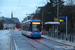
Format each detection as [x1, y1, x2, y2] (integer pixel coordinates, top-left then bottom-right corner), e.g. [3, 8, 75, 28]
[10, 30, 75, 50]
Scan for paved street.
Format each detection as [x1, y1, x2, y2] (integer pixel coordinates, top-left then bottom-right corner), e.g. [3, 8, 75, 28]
[0, 30, 75, 50]
[11, 30, 75, 50]
[11, 30, 53, 50]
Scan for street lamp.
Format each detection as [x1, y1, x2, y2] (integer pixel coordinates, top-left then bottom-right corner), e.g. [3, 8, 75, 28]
[57, 0, 59, 18]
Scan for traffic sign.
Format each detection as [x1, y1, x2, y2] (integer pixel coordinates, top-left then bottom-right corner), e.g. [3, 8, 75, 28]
[59, 16, 66, 20]
[59, 16, 66, 22]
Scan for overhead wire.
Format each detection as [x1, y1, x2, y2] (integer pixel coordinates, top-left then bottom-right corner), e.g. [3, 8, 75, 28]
[13, 0, 21, 16]
[15, 0, 21, 12]
[15, 0, 46, 14]
[25, 0, 48, 20]
[24, 0, 46, 21]
[14, 0, 47, 21]
[27, 0, 46, 14]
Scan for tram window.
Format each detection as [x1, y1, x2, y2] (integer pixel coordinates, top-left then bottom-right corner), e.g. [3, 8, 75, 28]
[29, 26, 31, 31]
[29, 24, 32, 31]
[26, 24, 29, 31]
[32, 24, 41, 32]
[23, 25, 25, 30]
[25, 25, 26, 31]
[26, 25, 27, 31]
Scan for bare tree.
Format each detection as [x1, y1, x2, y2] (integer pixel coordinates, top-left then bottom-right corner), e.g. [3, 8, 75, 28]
[66, 0, 75, 6]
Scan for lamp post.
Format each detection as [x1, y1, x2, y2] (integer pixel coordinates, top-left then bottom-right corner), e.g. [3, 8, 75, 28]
[57, 0, 59, 38]
[42, 8, 43, 32]
[57, 0, 59, 18]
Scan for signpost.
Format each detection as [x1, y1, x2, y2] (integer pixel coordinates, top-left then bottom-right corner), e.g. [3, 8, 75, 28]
[59, 16, 66, 22]
[54, 17, 59, 22]
[59, 16, 67, 40]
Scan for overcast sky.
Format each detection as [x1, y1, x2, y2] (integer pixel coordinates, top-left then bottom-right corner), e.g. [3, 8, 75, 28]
[0, 0, 48, 22]
[0, 0, 69, 22]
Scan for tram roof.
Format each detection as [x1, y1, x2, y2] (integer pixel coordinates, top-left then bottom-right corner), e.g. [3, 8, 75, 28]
[23, 20, 41, 23]
[28, 20, 41, 22]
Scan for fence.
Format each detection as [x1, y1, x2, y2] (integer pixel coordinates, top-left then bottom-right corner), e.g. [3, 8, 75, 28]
[42, 30, 75, 42]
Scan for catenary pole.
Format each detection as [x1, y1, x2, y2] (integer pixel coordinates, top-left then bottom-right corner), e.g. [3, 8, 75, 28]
[57, 0, 59, 18]
[66, 16, 67, 40]
[42, 8, 44, 32]
[57, 0, 59, 38]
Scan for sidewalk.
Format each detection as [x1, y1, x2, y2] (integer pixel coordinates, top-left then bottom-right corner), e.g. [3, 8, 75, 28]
[41, 35, 75, 47]
[0, 30, 11, 50]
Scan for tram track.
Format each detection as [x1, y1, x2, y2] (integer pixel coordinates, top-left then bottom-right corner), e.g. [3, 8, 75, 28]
[27, 37, 75, 50]
[20, 34, 73, 50]
[21, 34, 54, 50]
[41, 38, 67, 46]
[15, 34, 36, 50]
[42, 37, 75, 48]
[40, 37, 75, 50]
[33, 39, 54, 50]
[11, 30, 35, 50]
[34, 39, 65, 50]
[21, 37, 36, 50]
[11, 30, 75, 50]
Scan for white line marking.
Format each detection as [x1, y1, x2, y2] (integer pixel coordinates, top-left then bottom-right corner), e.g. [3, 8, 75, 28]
[13, 39, 19, 50]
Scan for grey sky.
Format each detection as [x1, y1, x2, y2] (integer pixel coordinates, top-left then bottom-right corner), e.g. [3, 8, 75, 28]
[0, 0, 48, 22]
[0, 0, 70, 22]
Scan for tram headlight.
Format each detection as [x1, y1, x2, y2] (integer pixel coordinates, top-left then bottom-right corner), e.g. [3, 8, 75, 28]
[30, 32, 32, 34]
[40, 31, 42, 34]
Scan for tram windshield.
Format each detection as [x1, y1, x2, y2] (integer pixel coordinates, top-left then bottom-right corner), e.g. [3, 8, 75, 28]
[30, 22, 41, 32]
[32, 24, 41, 32]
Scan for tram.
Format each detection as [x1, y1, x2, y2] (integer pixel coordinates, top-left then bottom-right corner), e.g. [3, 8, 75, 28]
[21, 20, 42, 38]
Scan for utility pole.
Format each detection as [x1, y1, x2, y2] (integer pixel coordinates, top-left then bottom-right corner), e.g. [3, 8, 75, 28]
[57, 0, 59, 18]
[41, 7, 44, 32]
[66, 16, 68, 40]
[42, 8, 44, 32]
[57, 0, 59, 38]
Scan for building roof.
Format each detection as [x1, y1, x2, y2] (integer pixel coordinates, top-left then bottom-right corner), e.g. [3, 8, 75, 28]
[12, 18, 20, 23]
[1, 19, 15, 24]
[0, 17, 20, 24]
[0, 17, 15, 24]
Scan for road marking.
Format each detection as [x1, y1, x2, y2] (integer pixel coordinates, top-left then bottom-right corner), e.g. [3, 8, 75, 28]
[13, 39, 19, 50]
